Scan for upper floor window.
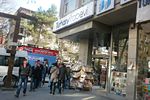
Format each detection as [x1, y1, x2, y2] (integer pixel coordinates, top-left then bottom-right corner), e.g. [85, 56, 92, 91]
[64, 0, 76, 14]
[81, 0, 92, 6]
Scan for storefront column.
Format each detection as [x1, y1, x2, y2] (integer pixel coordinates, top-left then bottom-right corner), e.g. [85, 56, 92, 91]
[79, 35, 93, 66]
[126, 24, 138, 100]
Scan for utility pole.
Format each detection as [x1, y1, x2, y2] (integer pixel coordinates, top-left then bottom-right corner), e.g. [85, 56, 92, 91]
[0, 9, 36, 88]
[4, 13, 21, 88]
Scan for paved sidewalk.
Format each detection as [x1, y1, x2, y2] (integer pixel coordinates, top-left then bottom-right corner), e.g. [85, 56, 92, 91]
[0, 84, 126, 100]
[92, 86, 126, 100]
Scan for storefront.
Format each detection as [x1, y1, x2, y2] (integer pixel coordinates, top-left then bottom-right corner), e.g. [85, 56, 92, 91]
[54, 0, 138, 99]
[136, 0, 150, 99]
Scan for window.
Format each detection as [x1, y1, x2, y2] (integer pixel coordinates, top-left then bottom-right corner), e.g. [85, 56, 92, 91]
[81, 0, 92, 6]
[0, 55, 9, 66]
[64, 0, 76, 14]
[0, 55, 24, 67]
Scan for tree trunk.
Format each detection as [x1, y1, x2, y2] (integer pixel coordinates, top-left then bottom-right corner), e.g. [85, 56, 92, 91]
[35, 26, 42, 45]
[4, 48, 15, 87]
[4, 14, 21, 88]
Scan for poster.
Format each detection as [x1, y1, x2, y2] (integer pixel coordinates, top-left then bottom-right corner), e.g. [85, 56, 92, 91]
[96, 0, 114, 14]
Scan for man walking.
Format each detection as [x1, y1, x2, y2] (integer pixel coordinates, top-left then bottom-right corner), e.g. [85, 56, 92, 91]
[15, 58, 30, 98]
[58, 62, 67, 94]
[49, 63, 59, 95]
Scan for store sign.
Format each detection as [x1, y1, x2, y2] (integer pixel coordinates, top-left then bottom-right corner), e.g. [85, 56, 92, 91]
[136, 0, 150, 23]
[53, 2, 94, 32]
[120, 0, 131, 5]
[18, 46, 59, 56]
[96, 0, 115, 14]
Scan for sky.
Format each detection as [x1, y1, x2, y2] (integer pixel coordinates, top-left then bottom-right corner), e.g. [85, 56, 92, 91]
[18, 0, 61, 12]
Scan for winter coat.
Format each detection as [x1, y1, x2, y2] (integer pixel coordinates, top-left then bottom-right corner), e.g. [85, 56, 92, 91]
[50, 65, 59, 82]
[19, 63, 30, 77]
[58, 63, 67, 81]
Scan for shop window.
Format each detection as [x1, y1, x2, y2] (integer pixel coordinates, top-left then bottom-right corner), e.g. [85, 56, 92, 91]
[112, 32, 128, 72]
[137, 23, 150, 99]
[64, 0, 76, 14]
[111, 30, 129, 97]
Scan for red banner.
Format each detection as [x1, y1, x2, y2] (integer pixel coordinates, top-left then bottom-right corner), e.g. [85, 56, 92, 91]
[18, 46, 59, 56]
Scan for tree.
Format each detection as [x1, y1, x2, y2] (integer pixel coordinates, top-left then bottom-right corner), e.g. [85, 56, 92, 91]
[22, 5, 57, 47]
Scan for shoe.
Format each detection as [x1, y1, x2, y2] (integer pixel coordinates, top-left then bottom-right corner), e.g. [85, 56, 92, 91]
[23, 93, 26, 96]
[14, 94, 19, 98]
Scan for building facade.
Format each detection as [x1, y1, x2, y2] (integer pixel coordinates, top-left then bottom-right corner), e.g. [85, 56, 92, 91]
[53, 0, 150, 100]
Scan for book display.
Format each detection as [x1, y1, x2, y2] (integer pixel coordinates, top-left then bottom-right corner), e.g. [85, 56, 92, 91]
[136, 26, 150, 100]
[111, 71, 127, 96]
[70, 64, 94, 91]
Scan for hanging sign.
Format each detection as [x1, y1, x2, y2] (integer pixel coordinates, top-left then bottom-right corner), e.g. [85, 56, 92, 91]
[136, 0, 150, 23]
[120, 0, 131, 5]
[96, 0, 115, 15]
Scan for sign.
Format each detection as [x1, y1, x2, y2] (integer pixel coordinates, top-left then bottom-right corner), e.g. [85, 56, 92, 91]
[120, 0, 131, 5]
[18, 46, 59, 66]
[53, 2, 94, 32]
[18, 46, 59, 56]
[136, 0, 150, 23]
[27, 52, 57, 66]
[96, 0, 114, 14]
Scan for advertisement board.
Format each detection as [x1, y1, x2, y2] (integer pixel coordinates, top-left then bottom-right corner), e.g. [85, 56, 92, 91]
[136, 0, 150, 23]
[96, 0, 115, 15]
[18, 46, 59, 66]
[53, 2, 94, 32]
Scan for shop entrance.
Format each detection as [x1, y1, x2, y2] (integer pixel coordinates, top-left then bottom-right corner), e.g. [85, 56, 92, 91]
[92, 55, 109, 89]
[137, 23, 150, 100]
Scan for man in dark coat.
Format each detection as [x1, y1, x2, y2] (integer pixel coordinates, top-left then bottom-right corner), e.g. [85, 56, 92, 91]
[58, 63, 67, 94]
[15, 58, 30, 98]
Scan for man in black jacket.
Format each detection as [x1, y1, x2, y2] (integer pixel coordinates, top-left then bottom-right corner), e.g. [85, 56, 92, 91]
[15, 58, 30, 98]
[58, 63, 67, 94]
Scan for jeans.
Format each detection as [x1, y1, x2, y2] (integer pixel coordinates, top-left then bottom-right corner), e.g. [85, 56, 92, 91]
[50, 81, 57, 95]
[34, 78, 40, 88]
[42, 73, 46, 85]
[58, 80, 65, 94]
[16, 76, 28, 96]
[30, 76, 35, 91]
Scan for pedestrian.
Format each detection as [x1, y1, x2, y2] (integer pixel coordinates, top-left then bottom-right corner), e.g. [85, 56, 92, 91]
[66, 65, 71, 89]
[58, 62, 67, 94]
[29, 65, 35, 92]
[39, 61, 43, 87]
[15, 58, 30, 98]
[42, 59, 48, 85]
[48, 66, 52, 87]
[49, 63, 59, 95]
[34, 60, 41, 89]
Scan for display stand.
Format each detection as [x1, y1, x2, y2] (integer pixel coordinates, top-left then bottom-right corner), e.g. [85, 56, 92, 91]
[111, 71, 127, 96]
[70, 64, 93, 91]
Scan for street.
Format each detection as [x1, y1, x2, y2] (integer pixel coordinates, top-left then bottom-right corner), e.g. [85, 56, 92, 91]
[0, 84, 117, 100]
